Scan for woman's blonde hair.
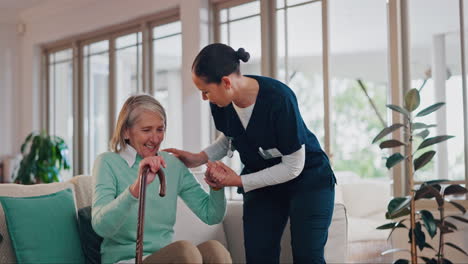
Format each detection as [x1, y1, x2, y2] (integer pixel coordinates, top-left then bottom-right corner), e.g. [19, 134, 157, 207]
[110, 94, 166, 153]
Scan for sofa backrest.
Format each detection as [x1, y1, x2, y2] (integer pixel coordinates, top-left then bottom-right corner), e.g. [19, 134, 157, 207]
[223, 201, 348, 263]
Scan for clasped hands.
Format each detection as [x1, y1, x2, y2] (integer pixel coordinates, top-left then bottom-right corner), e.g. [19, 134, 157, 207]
[204, 161, 242, 189]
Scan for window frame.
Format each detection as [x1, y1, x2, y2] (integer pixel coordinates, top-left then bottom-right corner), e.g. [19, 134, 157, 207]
[42, 9, 180, 175]
[211, 0, 468, 202]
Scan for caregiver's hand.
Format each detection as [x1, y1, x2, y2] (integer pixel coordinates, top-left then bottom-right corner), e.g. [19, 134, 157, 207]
[163, 148, 208, 168]
[206, 161, 242, 187]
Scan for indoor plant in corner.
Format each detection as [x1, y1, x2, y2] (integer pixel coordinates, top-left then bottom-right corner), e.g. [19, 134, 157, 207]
[14, 131, 70, 184]
[372, 88, 468, 264]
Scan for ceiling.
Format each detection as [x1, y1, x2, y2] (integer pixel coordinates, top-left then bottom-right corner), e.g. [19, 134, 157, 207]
[0, 0, 49, 12]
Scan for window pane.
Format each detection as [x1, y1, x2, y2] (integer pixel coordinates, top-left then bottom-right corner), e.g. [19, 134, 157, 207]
[83, 43, 110, 174]
[409, 0, 464, 181]
[276, 0, 285, 9]
[153, 24, 182, 150]
[228, 1, 260, 21]
[153, 21, 181, 39]
[53, 49, 72, 62]
[85, 40, 109, 55]
[287, 0, 312, 6]
[226, 16, 262, 75]
[116, 32, 141, 49]
[48, 50, 73, 181]
[220, 24, 228, 44]
[115, 33, 143, 118]
[220, 9, 228, 23]
[330, 0, 389, 181]
[277, 2, 324, 143]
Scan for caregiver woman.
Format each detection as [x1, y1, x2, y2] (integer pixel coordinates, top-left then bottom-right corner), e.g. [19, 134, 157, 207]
[165, 43, 336, 264]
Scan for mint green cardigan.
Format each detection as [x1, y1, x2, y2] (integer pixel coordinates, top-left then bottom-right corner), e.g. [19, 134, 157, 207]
[91, 151, 226, 264]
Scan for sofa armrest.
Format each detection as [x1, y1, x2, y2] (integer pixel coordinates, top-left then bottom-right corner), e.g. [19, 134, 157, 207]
[223, 201, 348, 263]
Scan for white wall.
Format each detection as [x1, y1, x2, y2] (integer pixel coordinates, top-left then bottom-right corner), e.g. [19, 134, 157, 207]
[0, 14, 19, 157]
[14, 0, 210, 154]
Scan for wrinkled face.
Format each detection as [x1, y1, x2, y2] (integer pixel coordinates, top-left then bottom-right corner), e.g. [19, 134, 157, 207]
[192, 73, 232, 107]
[124, 110, 165, 158]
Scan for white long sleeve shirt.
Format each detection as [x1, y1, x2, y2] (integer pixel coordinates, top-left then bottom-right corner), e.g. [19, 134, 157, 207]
[203, 103, 305, 192]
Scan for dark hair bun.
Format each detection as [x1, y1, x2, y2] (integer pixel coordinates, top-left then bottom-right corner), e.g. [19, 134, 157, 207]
[236, 48, 250, 63]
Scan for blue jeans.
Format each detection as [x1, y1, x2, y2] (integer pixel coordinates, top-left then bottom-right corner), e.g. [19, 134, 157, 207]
[242, 178, 335, 264]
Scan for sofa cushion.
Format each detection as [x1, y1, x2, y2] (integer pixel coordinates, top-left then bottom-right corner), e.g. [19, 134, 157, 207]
[78, 206, 103, 264]
[0, 188, 84, 263]
[0, 181, 75, 263]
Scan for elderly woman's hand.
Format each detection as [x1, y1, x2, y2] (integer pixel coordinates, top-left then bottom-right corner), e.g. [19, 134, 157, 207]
[130, 156, 167, 198]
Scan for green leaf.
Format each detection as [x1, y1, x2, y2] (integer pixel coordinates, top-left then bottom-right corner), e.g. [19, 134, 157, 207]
[448, 200, 467, 214]
[20, 132, 35, 154]
[415, 184, 442, 200]
[423, 242, 436, 252]
[404, 88, 420, 112]
[414, 129, 430, 139]
[416, 102, 445, 117]
[372, 123, 405, 144]
[380, 140, 405, 149]
[447, 215, 468, 224]
[377, 221, 407, 230]
[414, 222, 426, 251]
[412, 122, 437, 130]
[387, 219, 409, 240]
[445, 242, 468, 256]
[414, 150, 436, 171]
[386, 209, 410, 220]
[436, 219, 455, 234]
[419, 210, 437, 238]
[387, 104, 410, 117]
[444, 220, 458, 231]
[442, 258, 454, 264]
[387, 196, 411, 217]
[420, 256, 437, 264]
[386, 153, 405, 169]
[444, 185, 468, 196]
[377, 223, 397, 230]
[417, 135, 455, 151]
[393, 259, 410, 264]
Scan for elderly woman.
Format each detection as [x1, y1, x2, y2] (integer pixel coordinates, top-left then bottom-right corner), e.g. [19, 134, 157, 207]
[91, 94, 231, 264]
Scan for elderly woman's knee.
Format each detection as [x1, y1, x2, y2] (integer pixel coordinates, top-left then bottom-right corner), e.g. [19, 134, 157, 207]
[197, 240, 232, 264]
[173, 240, 203, 262]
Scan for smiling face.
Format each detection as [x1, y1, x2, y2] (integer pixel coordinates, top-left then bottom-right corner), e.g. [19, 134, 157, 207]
[124, 110, 165, 158]
[192, 72, 232, 107]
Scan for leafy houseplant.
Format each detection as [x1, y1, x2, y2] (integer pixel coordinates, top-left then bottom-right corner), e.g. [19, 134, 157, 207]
[15, 132, 70, 184]
[372, 88, 468, 264]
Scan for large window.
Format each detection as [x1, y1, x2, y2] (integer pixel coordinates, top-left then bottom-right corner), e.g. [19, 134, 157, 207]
[153, 21, 183, 150]
[409, 0, 466, 182]
[217, 0, 262, 75]
[329, 0, 389, 180]
[212, 0, 468, 197]
[44, 11, 181, 175]
[276, 0, 325, 146]
[115, 32, 143, 118]
[47, 48, 74, 181]
[83, 40, 110, 173]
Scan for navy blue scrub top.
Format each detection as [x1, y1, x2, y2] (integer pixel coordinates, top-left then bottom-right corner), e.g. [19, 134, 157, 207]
[210, 75, 336, 191]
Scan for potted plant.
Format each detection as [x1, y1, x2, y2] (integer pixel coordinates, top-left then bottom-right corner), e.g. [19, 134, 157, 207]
[372, 87, 468, 264]
[14, 131, 70, 184]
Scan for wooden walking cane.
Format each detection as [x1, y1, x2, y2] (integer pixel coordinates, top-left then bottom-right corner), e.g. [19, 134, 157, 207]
[135, 165, 166, 264]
